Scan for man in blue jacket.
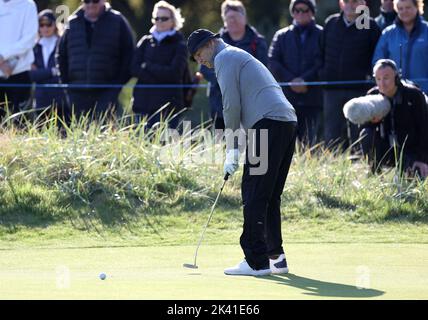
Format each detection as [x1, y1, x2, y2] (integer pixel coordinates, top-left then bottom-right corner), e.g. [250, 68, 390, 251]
[373, 0, 428, 94]
[199, 0, 268, 130]
[269, 0, 323, 146]
[319, 0, 381, 149]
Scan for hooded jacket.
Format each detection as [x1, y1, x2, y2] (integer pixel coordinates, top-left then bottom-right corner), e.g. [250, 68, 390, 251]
[0, 0, 38, 77]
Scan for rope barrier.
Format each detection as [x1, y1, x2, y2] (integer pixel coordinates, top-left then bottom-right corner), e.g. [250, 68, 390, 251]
[1, 79, 428, 89]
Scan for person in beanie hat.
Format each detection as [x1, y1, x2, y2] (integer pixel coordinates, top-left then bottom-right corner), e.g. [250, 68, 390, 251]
[270, 0, 322, 146]
[289, 0, 316, 15]
[38, 9, 56, 25]
[188, 29, 297, 276]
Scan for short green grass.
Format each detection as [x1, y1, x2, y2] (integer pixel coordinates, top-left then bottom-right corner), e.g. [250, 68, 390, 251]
[1, 243, 427, 299]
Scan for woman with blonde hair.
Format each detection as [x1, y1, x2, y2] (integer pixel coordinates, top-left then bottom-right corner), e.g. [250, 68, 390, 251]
[373, 0, 428, 93]
[131, 1, 188, 129]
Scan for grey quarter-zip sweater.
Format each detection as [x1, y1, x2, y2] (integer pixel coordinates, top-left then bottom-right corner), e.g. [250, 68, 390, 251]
[214, 45, 297, 133]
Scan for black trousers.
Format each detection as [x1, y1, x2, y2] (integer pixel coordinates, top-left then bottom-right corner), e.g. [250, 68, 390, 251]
[240, 119, 297, 270]
[0, 72, 32, 119]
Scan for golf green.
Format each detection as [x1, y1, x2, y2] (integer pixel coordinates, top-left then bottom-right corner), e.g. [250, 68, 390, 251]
[0, 243, 427, 299]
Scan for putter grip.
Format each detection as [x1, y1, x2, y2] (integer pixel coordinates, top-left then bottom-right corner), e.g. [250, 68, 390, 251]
[224, 173, 230, 181]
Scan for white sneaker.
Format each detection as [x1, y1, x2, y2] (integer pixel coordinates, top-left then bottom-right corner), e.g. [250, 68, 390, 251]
[224, 260, 271, 276]
[269, 254, 289, 274]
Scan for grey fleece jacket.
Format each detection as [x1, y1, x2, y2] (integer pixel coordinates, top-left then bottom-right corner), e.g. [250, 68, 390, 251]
[214, 45, 297, 133]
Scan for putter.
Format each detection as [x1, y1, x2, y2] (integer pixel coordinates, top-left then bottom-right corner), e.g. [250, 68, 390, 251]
[183, 173, 230, 269]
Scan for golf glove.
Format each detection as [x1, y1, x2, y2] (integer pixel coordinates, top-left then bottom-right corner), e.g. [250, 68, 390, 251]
[224, 149, 240, 176]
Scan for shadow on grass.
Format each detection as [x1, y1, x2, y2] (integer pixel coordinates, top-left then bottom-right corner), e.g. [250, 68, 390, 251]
[0, 193, 59, 232]
[260, 273, 384, 298]
[315, 191, 357, 211]
[384, 207, 428, 223]
[179, 193, 240, 212]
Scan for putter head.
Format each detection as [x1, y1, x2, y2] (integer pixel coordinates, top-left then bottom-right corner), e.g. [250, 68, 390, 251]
[183, 263, 198, 269]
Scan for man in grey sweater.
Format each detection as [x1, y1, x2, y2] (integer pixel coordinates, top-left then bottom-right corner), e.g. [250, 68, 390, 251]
[188, 29, 298, 276]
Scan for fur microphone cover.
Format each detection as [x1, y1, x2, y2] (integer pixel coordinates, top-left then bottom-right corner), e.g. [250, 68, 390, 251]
[343, 94, 391, 125]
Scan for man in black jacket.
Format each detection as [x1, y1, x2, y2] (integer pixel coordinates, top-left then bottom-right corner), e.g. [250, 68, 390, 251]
[360, 59, 428, 179]
[57, 0, 135, 120]
[319, 0, 381, 149]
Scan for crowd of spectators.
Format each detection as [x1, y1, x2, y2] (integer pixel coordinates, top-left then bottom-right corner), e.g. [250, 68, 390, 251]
[0, 0, 427, 177]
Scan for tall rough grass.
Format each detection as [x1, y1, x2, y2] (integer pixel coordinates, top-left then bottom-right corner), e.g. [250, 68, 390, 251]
[0, 110, 427, 231]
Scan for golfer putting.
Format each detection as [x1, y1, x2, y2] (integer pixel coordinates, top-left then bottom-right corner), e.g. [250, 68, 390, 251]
[187, 29, 298, 276]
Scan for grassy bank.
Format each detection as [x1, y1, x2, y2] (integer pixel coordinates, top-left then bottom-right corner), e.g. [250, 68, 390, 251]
[0, 115, 427, 248]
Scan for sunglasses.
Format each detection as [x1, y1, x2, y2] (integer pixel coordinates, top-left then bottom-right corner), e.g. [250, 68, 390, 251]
[82, 0, 101, 4]
[293, 8, 311, 14]
[40, 23, 54, 28]
[153, 16, 171, 22]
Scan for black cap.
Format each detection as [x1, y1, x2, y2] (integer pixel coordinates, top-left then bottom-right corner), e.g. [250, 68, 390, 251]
[38, 9, 56, 23]
[187, 29, 220, 58]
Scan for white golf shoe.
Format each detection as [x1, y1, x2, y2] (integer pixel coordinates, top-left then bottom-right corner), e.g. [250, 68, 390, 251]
[269, 254, 289, 274]
[224, 260, 271, 276]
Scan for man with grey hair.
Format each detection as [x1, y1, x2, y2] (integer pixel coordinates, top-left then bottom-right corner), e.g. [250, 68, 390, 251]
[188, 29, 297, 276]
[200, 0, 268, 130]
[360, 59, 428, 178]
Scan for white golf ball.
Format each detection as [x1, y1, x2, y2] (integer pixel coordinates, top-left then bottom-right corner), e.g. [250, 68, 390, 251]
[99, 273, 106, 280]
